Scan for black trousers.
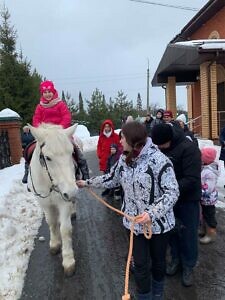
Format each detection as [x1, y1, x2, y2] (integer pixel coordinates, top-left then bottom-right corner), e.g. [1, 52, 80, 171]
[201, 204, 217, 228]
[132, 231, 170, 294]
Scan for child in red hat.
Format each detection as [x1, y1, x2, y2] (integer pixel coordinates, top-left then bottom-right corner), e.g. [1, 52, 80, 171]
[33, 80, 71, 128]
[29, 81, 89, 188]
[200, 147, 219, 244]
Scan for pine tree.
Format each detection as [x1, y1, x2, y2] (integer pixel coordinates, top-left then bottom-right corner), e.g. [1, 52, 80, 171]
[78, 91, 84, 112]
[136, 93, 142, 112]
[0, 6, 42, 123]
[61, 90, 66, 101]
[75, 91, 88, 126]
[113, 90, 135, 128]
[86, 88, 108, 134]
[108, 97, 114, 112]
[65, 92, 78, 113]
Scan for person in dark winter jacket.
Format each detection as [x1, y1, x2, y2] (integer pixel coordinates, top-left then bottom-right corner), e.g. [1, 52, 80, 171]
[151, 123, 201, 288]
[104, 143, 122, 198]
[144, 114, 153, 136]
[150, 109, 164, 133]
[73, 144, 90, 180]
[106, 143, 121, 173]
[21, 126, 35, 184]
[77, 121, 179, 300]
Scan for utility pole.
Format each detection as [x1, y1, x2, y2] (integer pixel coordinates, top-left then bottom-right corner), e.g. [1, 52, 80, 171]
[147, 58, 150, 113]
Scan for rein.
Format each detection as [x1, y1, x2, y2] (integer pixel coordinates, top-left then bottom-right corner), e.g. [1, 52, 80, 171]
[29, 143, 67, 200]
[87, 188, 152, 300]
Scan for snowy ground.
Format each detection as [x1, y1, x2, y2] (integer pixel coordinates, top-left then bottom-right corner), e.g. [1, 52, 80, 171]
[0, 132, 225, 299]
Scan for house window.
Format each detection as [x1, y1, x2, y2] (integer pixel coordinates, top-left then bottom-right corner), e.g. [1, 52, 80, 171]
[208, 31, 220, 39]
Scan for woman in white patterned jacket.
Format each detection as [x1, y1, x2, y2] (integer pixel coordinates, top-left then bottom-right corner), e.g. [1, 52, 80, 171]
[77, 121, 179, 300]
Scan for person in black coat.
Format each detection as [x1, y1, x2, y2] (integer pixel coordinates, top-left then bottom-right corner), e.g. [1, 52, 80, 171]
[144, 113, 153, 136]
[151, 123, 201, 288]
[21, 126, 34, 149]
[21, 126, 35, 184]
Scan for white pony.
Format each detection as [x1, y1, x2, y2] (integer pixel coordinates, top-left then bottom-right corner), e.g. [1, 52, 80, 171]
[28, 123, 79, 276]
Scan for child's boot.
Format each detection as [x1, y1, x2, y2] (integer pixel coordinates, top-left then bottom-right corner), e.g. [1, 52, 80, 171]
[198, 220, 206, 237]
[200, 227, 216, 244]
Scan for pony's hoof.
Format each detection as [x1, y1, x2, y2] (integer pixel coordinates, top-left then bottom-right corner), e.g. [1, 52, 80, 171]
[64, 261, 75, 277]
[50, 244, 61, 255]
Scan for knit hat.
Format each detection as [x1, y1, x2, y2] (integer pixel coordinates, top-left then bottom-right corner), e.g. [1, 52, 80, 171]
[151, 123, 173, 145]
[176, 113, 187, 124]
[163, 110, 173, 118]
[110, 143, 118, 150]
[126, 115, 134, 123]
[201, 147, 217, 165]
[156, 108, 164, 114]
[40, 80, 56, 94]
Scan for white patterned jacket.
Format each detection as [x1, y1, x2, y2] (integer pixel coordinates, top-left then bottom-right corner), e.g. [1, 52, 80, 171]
[86, 138, 179, 235]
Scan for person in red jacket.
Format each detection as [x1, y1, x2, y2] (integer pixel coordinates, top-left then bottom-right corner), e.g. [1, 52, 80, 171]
[97, 119, 121, 172]
[33, 80, 71, 128]
[97, 119, 121, 196]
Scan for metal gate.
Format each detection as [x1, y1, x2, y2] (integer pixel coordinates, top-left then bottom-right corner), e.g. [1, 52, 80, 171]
[0, 130, 11, 169]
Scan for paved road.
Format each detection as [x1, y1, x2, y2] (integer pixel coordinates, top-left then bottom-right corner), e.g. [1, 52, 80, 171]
[20, 151, 225, 300]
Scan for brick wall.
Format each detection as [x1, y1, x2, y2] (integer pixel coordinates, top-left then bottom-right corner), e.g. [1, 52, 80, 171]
[189, 7, 225, 139]
[166, 76, 177, 118]
[200, 62, 210, 138]
[210, 62, 218, 139]
[190, 7, 225, 39]
[0, 119, 22, 164]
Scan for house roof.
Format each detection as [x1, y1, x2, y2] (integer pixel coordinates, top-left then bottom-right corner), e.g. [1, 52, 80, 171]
[171, 0, 225, 43]
[152, 40, 225, 86]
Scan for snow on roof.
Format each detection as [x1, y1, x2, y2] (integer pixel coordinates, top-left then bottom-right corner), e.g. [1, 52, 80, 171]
[0, 108, 21, 118]
[175, 39, 225, 50]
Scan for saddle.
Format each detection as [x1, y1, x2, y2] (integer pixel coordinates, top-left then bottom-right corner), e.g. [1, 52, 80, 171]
[23, 140, 37, 164]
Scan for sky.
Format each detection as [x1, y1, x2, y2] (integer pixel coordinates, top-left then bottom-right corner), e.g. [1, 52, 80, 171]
[0, 109, 225, 299]
[3, 0, 209, 110]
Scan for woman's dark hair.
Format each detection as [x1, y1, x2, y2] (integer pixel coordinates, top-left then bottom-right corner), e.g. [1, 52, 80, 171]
[121, 121, 147, 165]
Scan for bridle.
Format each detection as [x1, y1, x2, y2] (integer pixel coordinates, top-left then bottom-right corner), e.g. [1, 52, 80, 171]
[29, 142, 70, 200]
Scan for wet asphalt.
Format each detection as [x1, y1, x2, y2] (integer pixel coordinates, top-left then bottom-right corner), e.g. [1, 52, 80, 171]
[20, 151, 225, 300]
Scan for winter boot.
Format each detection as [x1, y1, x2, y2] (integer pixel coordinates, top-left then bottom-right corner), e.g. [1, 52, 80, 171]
[200, 227, 216, 244]
[152, 279, 164, 300]
[166, 259, 180, 276]
[198, 221, 206, 237]
[137, 291, 152, 300]
[182, 266, 193, 287]
[22, 163, 29, 184]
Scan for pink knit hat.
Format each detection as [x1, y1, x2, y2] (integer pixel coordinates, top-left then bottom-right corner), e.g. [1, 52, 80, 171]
[40, 80, 56, 94]
[201, 147, 217, 165]
[163, 110, 173, 118]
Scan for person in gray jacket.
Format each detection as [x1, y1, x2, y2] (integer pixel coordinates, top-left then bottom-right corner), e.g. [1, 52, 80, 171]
[77, 121, 179, 300]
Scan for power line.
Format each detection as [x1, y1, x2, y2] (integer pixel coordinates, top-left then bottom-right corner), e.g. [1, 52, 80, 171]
[129, 0, 199, 11]
[56, 75, 145, 85]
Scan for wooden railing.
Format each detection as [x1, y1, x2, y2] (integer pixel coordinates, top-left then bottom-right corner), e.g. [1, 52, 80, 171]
[186, 115, 202, 136]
